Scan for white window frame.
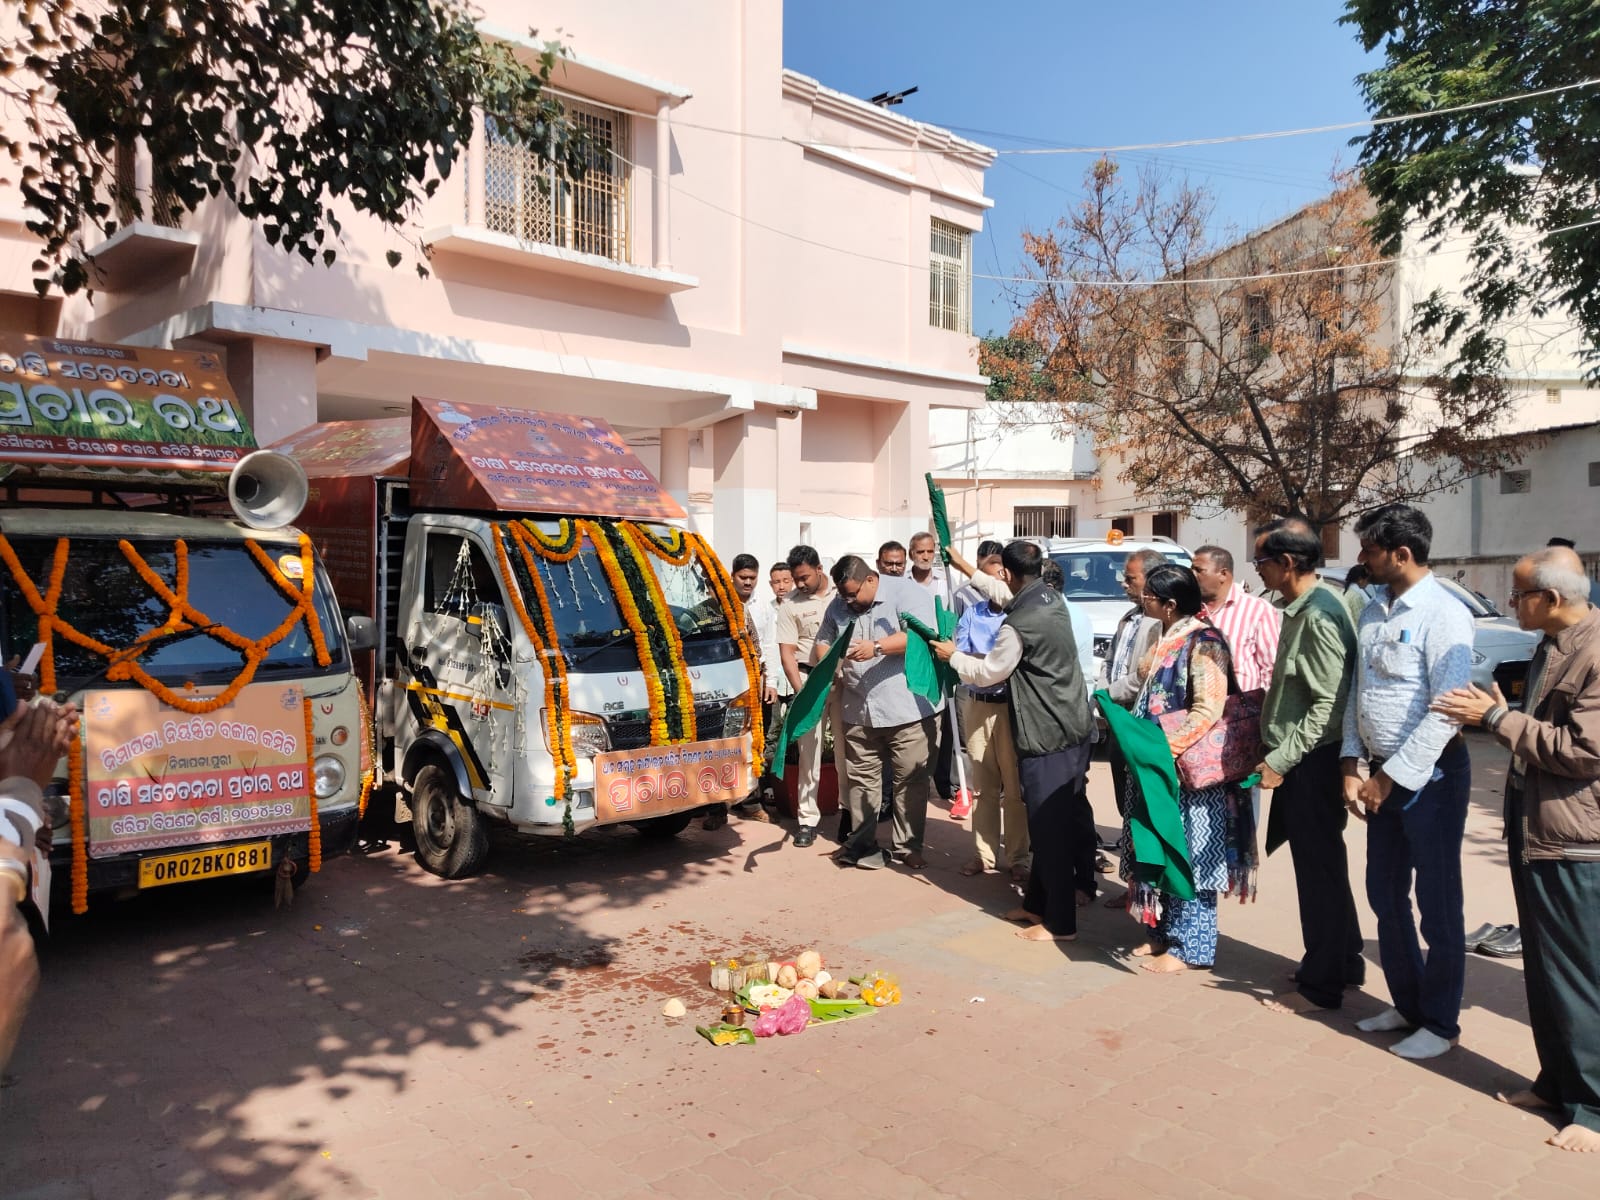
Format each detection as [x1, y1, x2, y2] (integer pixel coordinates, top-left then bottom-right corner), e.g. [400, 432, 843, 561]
[929, 219, 972, 334]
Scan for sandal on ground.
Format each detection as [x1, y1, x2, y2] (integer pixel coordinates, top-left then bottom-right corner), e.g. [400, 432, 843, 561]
[958, 858, 996, 877]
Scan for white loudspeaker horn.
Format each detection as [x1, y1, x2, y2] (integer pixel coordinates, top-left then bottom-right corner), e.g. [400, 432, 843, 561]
[228, 450, 308, 529]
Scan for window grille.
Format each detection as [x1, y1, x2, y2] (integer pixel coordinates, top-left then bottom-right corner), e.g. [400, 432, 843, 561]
[113, 143, 182, 228]
[481, 98, 630, 263]
[1013, 505, 1074, 539]
[929, 219, 971, 333]
[1500, 470, 1532, 495]
[1244, 293, 1272, 352]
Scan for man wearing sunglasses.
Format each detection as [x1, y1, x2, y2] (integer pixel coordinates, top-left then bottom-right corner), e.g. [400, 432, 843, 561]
[813, 556, 943, 870]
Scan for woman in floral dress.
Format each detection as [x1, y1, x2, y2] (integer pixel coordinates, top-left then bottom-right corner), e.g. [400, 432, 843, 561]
[1121, 564, 1257, 973]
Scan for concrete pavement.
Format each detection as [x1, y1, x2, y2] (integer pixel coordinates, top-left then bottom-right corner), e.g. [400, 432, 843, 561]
[2, 731, 1593, 1199]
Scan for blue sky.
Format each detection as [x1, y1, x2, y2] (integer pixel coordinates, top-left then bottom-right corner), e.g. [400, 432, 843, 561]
[783, 1, 1379, 336]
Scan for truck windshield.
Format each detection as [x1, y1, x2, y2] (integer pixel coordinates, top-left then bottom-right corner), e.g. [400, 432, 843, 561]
[635, 525, 732, 640]
[506, 523, 731, 645]
[0, 535, 347, 689]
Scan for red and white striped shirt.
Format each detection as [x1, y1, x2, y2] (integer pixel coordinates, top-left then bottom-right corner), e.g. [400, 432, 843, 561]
[1202, 582, 1282, 693]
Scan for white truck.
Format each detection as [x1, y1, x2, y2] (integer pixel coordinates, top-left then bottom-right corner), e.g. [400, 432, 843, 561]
[274, 398, 763, 878]
[0, 336, 370, 909]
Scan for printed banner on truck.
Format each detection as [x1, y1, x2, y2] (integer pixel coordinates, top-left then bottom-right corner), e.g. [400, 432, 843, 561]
[593, 737, 751, 824]
[82, 681, 312, 858]
[410, 397, 687, 520]
[0, 335, 256, 473]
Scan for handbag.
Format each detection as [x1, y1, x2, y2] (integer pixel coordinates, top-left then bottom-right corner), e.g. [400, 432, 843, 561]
[1155, 634, 1264, 790]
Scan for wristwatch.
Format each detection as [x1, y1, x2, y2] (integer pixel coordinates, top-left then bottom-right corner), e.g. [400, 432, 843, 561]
[872, 639, 884, 657]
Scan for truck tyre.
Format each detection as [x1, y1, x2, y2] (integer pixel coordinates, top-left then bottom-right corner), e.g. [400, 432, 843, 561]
[411, 763, 489, 878]
[633, 812, 695, 839]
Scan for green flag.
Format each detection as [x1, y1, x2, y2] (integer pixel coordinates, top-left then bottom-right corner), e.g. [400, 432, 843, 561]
[1094, 690, 1195, 900]
[899, 603, 958, 704]
[770, 618, 855, 778]
[925, 472, 952, 557]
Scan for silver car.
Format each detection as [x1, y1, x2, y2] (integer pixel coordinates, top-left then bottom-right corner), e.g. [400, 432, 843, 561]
[1321, 567, 1538, 696]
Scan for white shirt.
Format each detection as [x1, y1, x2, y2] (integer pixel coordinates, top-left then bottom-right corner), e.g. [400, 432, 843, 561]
[749, 597, 789, 697]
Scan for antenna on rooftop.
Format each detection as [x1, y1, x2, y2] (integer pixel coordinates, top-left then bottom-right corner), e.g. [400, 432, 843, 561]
[868, 86, 919, 108]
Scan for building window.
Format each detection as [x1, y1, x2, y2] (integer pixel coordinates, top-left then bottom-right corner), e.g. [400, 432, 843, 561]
[929, 219, 971, 333]
[1499, 469, 1532, 495]
[1244, 292, 1272, 354]
[1588, 462, 1600, 487]
[113, 143, 181, 229]
[482, 98, 631, 263]
[1013, 505, 1074, 540]
[1151, 511, 1178, 540]
[1111, 516, 1135, 536]
[1321, 524, 1341, 563]
[1546, 386, 1562, 404]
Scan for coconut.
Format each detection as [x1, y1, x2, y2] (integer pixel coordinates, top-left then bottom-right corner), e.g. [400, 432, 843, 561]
[794, 978, 819, 1000]
[775, 963, 798, 989]
[795, 950, 823, 980]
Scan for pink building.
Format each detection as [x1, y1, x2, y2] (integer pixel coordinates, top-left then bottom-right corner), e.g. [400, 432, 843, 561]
[0, 2, 993, 569]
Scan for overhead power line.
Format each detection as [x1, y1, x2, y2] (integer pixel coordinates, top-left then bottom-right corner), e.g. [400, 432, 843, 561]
[544, 77, 1600, 158]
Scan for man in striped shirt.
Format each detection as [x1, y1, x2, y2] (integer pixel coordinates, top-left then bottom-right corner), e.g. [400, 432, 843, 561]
[1193, 545, 1282, 692]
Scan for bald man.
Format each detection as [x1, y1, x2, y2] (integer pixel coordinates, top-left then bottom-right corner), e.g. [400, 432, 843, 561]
[1434, 546, 1600, 1152]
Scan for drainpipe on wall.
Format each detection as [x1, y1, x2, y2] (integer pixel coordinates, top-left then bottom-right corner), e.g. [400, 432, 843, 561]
[1469, 472, 1483, 558]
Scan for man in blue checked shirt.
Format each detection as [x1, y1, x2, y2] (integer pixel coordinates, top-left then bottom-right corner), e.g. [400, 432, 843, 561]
[1341, 504, 1475, 1061]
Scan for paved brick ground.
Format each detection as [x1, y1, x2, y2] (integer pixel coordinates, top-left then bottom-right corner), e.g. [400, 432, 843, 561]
[3, 731, 1594, 1199]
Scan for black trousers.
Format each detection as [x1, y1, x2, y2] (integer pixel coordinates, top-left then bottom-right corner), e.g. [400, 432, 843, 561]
[933, 707, 955, 800]
[1017, 742, 1094, 936]
[1275, 742, 1365, 1007]
[1509, 789, 1600, 1132]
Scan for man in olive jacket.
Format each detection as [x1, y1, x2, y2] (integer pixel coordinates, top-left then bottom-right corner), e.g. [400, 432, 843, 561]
[1433, 546, 1600, 1153]
[936, 541, 1094, 941]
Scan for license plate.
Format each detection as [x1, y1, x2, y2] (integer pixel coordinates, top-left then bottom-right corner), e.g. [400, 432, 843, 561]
[138, 841, 274, 889]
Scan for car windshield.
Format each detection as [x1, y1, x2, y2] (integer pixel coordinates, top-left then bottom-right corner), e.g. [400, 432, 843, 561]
[1, 535, 347, 689]
[1047, 549, 1192, 602]
[1440, 577, 1501, 618]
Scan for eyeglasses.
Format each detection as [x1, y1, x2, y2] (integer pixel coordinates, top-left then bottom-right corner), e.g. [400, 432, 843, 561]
[1140, 592, 1170, 605]
[1251, 555, 1279, 567]
[1508, 588, 1550, 605]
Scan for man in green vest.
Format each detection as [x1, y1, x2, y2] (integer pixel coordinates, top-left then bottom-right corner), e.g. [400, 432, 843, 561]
[935, 540, 1095, 940]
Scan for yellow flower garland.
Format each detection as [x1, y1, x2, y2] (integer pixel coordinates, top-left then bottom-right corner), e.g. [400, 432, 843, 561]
[493, 524, 576, 802]
[356, 684, 375, 819]
[688, 533, 765, 771]
[580, 519, 672, 745]
[617, 522, 697, 742]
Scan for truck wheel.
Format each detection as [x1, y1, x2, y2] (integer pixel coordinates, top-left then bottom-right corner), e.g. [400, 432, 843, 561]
[411, 763, 489, 878]
[633, 812, 695, 839]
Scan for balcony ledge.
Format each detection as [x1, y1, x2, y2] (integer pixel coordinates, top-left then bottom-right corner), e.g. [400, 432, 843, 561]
[422, 225, 698, 295]
[86, 221, 200, 291]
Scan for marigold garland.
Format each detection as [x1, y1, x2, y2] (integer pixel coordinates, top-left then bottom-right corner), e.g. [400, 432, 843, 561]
[581, 519, 672, 744]
[623, 522, 695, 567]
[356, 683, 375, 819]
[521, 518, 584, 561]
[304, 695, 321, 872]
[494, 524, 575, 803]
[68, 722, 87, 914]
[689, 534, 765, 772]
[618, 522, 697, 742]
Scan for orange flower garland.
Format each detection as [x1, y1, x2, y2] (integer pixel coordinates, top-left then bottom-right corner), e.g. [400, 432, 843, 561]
[580, 519, 671, 744]
[356, 683, 375, 819]
[623, 522, 696, 567]
[493, 524, 576, 802]
[689, 533, 766, 772]
[522, 518, 584, 562]
[0, 535, 69, 692]
[303, 695, 321, 873]
[67, 722, 87, 914]
[617, 523, 697, 742]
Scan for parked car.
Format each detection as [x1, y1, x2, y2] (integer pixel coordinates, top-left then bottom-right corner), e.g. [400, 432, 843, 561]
[1010, 533, 1193, 684]
[1320, 566, 1538, 697]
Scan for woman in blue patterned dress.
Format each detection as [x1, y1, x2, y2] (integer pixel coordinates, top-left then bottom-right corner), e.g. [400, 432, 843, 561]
[1122, 564, 1257, 973]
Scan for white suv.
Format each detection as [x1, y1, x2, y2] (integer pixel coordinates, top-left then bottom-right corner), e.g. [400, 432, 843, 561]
[1011, 534, 1193, 681]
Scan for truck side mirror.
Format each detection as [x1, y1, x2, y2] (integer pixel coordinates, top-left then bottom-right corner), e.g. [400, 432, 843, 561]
[345, 614, 377, 653]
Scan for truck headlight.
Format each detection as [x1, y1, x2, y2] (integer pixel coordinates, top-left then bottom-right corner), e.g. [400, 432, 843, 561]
[1470, 649, 1487, 666]
[314, 754, 347, 799]
[723, 695, 753, 738]
[546, 709, 610, 758]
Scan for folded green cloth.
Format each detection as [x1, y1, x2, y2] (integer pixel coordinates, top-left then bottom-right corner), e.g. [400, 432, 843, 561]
[900, 603, 957, 705]
[770, 617, 855, 776]
[1095, 690, 1195, 900]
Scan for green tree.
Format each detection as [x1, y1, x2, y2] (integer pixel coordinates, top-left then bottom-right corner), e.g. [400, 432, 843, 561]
[2, 1, 589, 295]
[978, 335, 1060, 407]
[1345, 0, 1600, 383]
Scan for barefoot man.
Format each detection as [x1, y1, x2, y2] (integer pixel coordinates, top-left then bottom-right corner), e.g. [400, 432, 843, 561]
[1433, 545, 1600, 1152]
[935, 540, 1095, 941]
